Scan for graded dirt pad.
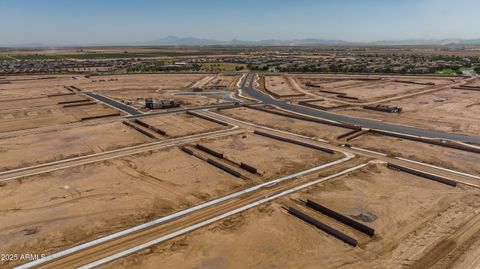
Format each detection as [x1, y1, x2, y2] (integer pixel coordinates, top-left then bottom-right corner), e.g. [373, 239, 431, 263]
[140, 112, 228, 138]
[463, 78, 480, 87]
[0, 94, 92, 112]
[203, 75, 240, 89]
[294, 74, 457, 101]
[0, 121, 152, 172]
[299, 99, 349, 110]
[348, 133, 480, 176]
[0, 147, 246, 267]
[217, 106, 348, 141]
[105, 164, 480, 269]
[264, 75, 304, 97]
[74, 74, 208, 91]
[0, 75, 76, 99]
[98, 88, 229, 110]
[0, 103, 121, 133]
[297, 77, 373, 89]
[197, 132, 341, 179]
[330, 81, 430, 101]
[335, 87, 480, 136]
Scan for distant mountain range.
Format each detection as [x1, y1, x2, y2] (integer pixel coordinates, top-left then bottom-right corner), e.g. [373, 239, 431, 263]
[144, 36, 356, 46]
[3, 36, 480, 47]
[144, 36, 480, 46]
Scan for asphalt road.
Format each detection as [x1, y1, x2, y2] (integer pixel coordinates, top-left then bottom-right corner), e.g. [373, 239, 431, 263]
[85, 92, 143, 115]
[241, 73, 480, 144]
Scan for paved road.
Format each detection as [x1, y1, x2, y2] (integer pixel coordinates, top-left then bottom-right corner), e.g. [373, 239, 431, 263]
[85, 92, 143, 115]
[240, 73, 480, 144]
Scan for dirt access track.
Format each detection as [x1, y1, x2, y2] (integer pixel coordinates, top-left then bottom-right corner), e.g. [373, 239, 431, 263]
[217, 106, 349, 141]
[0, 101, 121, 133]
[334, 87, 480, 136]
[293, 74, 458, 103]
[0, 111, 228, 172]
[0, 131, 342, 267]
[98, 88, 234, 111]
[264, 75, 305, 98]
[103, 163, 480, 269]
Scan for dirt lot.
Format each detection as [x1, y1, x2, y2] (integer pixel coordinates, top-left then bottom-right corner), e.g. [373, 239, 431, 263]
[217, 106, 348, 141]
[0, 103, 121, 133]
[105, 163, 480, 269]
[98, 88, 231, 110]
[299, 99, 349, 109]
[140, 112, 228, 138]
[294, 74, 457, 102]
[331, 81, 430, 101]
[203, 75, 240, 89]
[0, 147, 246, 263]
[348, 133, 480, 176]
[264, 75, 304, 97]
[197, 132, 342, 180]
[0, 75, 74, 100]
[0, 94, 91, 111]
[0, 121, 152, 172]
[335, 88, 480, 136]
[75, 74, 207, 91]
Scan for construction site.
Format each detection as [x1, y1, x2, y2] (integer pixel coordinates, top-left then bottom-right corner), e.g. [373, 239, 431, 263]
[0, 71, 479, 269]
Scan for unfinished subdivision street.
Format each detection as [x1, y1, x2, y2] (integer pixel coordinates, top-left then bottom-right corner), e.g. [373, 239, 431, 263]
[1, 71, 479, 269]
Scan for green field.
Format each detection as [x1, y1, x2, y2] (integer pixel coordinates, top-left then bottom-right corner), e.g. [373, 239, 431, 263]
[435, 69, 458, 76]
[199, 63, 246, 72]
[13, 54, 62, 60]
[0, 55, 12, 60]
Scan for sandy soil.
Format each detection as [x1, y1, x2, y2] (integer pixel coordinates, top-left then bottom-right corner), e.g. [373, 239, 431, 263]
[0, 75, 76, 100]
[99, 88, 229, 110]
[74, 74, 207, 91]
[0, 147, 246, 262]
[140, 113, 227, 138]
[218, 107, 348, 141]
[332, 81, 429, 101]
[198, 132, 341, 179]
[299, 78, 371, 89]
[0, 103, 120, 133]
[106, 163, 480, 269]
[0, 121, 152, 171]
[348, 133, 480, 176]
[335, 88, 480, 136]
[264, 75, 304, 97]
[203, 75, 240, 89]
[0, 94, 88, 111]
[300, 99, 348, 109]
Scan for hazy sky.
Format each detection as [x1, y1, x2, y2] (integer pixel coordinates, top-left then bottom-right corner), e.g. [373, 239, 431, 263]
[1, 0, 480, 45]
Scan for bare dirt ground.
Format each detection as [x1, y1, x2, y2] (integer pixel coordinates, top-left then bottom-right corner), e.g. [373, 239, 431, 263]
[0, 94, 91, 111]
[463, 79, 480, 87]
[332, 81, 429, 101]
[140, 112, 227, 138]
[75, 74, 207, 91]
[0, 75, 75, 99]
[203, 75, 240, 89]
[335, 87, 480, 136]
[0, 121, 152, 172]
[0, 103, 121, 133]
[217, 106, 348, 141]
[264, 75, 304, 97]
[197, 132, 342, 179]
[348, 133, 480, 176]
[0, 147, 246, 264]
[98, 88, 230, 110]
[105, 163, 480, 269]
[294, 74, 458, 102]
